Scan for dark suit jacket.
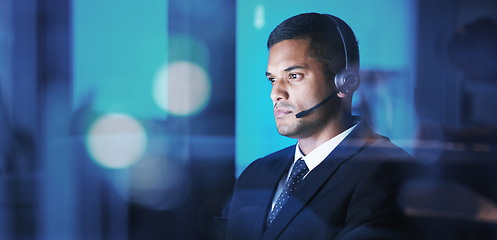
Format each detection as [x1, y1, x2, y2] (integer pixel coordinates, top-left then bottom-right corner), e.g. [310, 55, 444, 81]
[221, 118, 413, 240]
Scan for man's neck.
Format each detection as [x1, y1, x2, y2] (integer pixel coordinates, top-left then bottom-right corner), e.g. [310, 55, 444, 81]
[297, 115, 354, 155]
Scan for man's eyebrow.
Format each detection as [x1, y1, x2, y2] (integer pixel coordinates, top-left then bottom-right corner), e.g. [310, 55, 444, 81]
[266, 65, 305, 77]
[284, 65, 304, 72]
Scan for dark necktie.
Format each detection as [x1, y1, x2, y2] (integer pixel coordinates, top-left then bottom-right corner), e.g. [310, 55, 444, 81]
[267, 158, 309, 226]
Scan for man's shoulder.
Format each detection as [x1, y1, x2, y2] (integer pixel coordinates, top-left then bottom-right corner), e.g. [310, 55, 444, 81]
[345, 118, 413, 161]
[260, 145, 295, 160]
[367, 133, 413, 160]
[239, 145, 294, 177]
[247, 145, 294, 168]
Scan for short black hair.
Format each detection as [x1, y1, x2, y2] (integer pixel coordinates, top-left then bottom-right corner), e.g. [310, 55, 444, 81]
[267, 13, 359, 81]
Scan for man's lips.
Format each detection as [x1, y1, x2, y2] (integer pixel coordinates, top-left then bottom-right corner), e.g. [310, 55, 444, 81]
[274, 108, 293, 118]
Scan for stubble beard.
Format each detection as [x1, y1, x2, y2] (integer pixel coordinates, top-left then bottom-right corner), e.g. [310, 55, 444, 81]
[275, 102, 338, 139]
[275, 116, 315, 139]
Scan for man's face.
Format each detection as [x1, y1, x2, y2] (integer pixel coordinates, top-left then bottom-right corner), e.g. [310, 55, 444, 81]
[266, 39, 336, 139]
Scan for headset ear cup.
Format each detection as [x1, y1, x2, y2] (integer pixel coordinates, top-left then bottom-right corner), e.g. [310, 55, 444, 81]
[334, 70, 360, 94]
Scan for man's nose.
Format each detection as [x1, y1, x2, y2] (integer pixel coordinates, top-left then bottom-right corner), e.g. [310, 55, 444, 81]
[270, 80, 289, 103]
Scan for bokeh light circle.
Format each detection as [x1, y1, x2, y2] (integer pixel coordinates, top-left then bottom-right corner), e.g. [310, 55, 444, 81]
[112, 156, 192, 211]
[86, 113, 147, 169]
[153, 61, 211, 116]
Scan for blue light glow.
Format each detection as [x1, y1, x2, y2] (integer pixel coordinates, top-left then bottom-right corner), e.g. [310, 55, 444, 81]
[85, 113, 147, 169]
[152, 61, 211, 116]
[254, 4, 265, 30]
[113, 156, 192, 211]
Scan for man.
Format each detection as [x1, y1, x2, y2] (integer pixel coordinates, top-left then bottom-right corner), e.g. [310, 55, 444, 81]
[219, 13, 412, 239]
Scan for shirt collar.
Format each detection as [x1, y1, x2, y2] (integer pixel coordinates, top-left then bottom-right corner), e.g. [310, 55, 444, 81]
[294, 123, 358, 172]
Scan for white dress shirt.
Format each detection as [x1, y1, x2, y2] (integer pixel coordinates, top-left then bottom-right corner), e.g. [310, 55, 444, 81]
[270, 124, 357, 210]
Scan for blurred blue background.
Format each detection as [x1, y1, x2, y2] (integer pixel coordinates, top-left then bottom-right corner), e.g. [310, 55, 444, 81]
[1, 0, 497, 239]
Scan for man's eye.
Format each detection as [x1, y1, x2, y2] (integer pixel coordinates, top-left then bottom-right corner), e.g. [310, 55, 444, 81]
[268, 78, 276, 84]
[289, 73, 301, 79]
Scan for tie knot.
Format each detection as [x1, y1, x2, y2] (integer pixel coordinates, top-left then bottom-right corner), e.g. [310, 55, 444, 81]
[289, 159, 308, 180]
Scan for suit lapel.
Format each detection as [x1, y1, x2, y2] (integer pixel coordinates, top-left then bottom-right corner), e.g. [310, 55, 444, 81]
[262, 119, 377, 240]
[244, 147, 295, 239]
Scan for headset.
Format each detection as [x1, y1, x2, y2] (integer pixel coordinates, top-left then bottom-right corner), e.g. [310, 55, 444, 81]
[295, 14, 361, 118]
[326, 14, 360, 95]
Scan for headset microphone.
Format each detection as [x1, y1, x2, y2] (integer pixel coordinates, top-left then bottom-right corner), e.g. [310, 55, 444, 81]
[295, 14, 360, 119]
[295, 90, 339, 118]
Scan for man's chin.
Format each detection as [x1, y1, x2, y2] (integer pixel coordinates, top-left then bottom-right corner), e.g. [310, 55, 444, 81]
[276, 125, 299, 139]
